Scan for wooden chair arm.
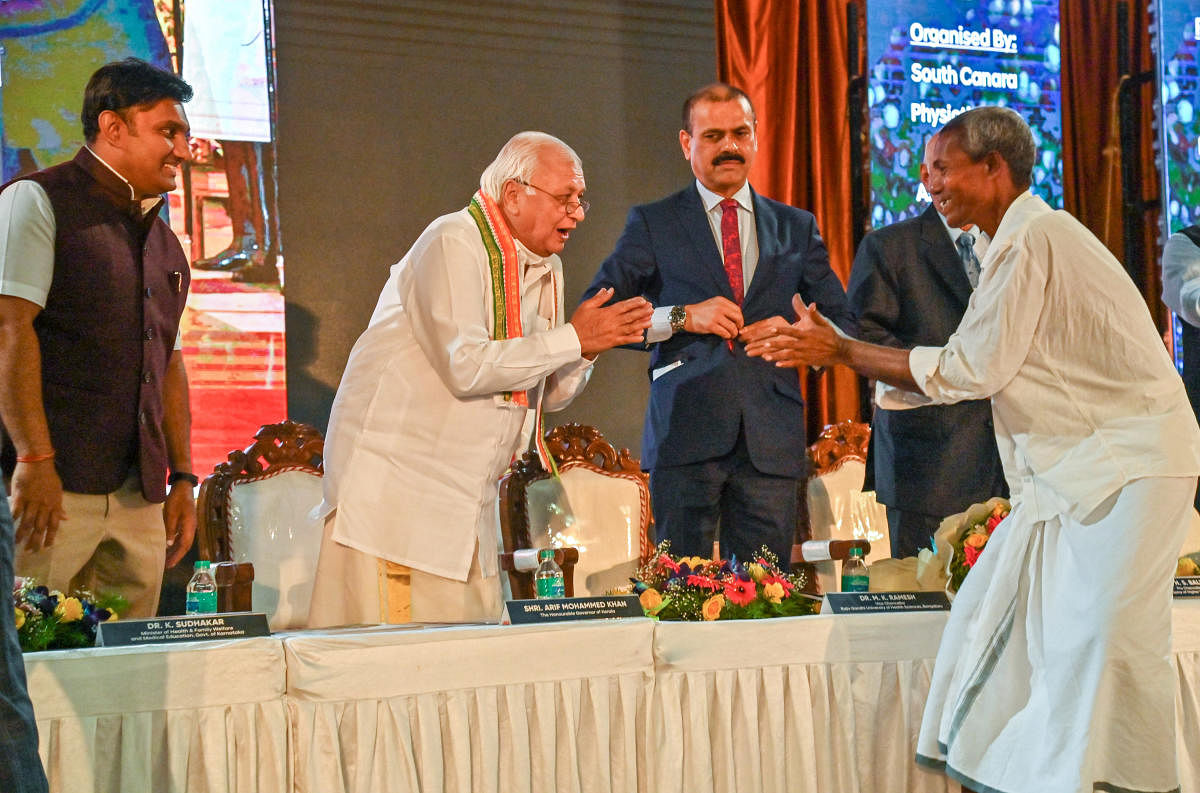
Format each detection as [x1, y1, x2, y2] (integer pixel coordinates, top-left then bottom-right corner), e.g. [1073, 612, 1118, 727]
[499, 547, 579, 598]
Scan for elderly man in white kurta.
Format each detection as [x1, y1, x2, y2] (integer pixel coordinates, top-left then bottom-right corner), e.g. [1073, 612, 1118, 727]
[308, 132, 652, 626]
[745, 107, 1200, 793]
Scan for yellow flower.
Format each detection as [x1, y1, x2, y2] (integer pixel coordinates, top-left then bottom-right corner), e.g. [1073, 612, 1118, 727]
[55, 597, 83, 622]
[639, 588, 663, 612]
[684, 556, 709, 569]
[1178, 557, 1200, 577]
[14, 608, 24, 630]
[763, 581, 785, 604]
[747, 563, 767, 582]
[701, 594, 725, 621]
[106, 612, 119, 622]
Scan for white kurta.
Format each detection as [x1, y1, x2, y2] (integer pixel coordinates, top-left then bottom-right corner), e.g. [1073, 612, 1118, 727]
[315, 207, 592, 583]
[908, 192, 1200, 793]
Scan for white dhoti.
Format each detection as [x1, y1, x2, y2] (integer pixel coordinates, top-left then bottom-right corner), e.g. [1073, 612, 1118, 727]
[917, 476, 1193, 793]
[307, 512, 504, 628]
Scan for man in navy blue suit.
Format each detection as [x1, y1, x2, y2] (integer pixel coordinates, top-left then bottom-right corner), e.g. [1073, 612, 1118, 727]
[584, 82, 851, 568]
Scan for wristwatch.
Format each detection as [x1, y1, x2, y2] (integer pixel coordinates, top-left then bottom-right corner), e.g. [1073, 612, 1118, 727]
[668, 304, 687, 334]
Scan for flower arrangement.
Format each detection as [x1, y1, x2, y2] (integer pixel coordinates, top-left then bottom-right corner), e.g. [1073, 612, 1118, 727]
[947, 501, 1010, 592]
[630, 541, 821, 620]
[12, 577, 126, 652]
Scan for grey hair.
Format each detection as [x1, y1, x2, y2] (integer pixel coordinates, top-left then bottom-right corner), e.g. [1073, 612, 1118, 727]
[479, 131, 581, 202]
[940, 106, 1036, 190]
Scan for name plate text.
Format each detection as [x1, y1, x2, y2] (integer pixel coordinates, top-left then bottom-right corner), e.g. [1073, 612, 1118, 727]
[96, 613, 270, 647]
[823, 591, 951, 614]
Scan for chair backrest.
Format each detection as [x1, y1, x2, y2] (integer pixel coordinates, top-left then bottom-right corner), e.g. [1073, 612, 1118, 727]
[804, 420, 891, 592]
[196, 420, 325, 629]
[499, 423, 653, 597]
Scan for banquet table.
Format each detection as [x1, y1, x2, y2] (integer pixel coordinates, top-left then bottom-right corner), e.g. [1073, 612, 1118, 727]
[23, 602, 1200, 793]
[24, 635, 288, 793]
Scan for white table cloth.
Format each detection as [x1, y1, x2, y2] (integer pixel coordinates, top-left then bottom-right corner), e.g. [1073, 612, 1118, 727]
[23, 604, 1200, 793]
[283, 619, 655, 793]
[651, 612, 951, 793]
[25, 636, 287, 793]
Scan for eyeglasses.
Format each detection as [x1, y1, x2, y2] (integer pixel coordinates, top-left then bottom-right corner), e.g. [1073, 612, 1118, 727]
[517, 180, 590, 215]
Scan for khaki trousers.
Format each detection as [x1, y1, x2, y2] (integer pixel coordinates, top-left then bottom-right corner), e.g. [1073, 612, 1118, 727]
[14, 476, 166, 619]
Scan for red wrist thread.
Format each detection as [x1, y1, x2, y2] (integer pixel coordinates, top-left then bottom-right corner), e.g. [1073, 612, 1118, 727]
[16, 450, 55, 463]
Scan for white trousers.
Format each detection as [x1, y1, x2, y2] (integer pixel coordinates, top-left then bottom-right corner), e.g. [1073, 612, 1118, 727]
[917, 476, 1194, 793]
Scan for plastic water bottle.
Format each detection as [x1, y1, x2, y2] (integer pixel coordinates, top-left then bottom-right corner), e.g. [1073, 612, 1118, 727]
[840, 546, 869, 593]
[185, 560, 218, 614]
[534, 548, 565, 599]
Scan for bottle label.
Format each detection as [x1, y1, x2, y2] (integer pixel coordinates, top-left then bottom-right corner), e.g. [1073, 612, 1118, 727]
[185, 590, 218, 614]
[535, 575, 565, 599]
[840, 574, 870, 593]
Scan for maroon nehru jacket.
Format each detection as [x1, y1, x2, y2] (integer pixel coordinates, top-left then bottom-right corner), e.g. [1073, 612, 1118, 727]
[0, 148, 190, 503]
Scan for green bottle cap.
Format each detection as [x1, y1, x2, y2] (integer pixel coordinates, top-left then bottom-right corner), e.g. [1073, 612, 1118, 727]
[194, 560, 211, 570]
[538, 548, 556, 562]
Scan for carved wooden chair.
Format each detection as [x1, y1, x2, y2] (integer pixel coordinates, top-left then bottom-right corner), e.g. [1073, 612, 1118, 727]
[499, 423, 654, 599]
[801, 419, 889, 592]
[196, 420, 325, 628]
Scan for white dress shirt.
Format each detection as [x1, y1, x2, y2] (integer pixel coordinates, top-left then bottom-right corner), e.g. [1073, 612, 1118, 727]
[906, 191, 1200, 522]
[647, 180, 759, 342]
[1161, 230, 1200, 326]
[317, 207, 593, 581]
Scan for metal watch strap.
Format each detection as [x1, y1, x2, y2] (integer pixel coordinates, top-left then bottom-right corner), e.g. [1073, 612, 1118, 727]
[669, 304, 687, 333]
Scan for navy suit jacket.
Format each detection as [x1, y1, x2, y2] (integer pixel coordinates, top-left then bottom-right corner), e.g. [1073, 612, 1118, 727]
[847, 205, 1007, 516]
[584, 184, 850, 478]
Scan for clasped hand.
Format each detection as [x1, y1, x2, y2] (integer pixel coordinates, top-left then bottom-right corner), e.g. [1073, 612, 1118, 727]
[570, 288, 654, 358]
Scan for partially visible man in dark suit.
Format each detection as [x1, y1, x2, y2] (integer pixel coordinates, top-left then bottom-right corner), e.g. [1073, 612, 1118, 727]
[848, 133, 1007, 558]
[584, 82, 851, 567]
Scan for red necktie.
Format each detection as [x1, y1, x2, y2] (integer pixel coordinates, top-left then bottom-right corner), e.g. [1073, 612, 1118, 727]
[720, 198, 744, 305]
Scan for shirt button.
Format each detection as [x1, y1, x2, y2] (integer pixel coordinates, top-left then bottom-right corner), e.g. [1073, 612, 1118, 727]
[144, 328, 154, 341]
[138, 410, 147, 425]
[143, 372, 152, 384]
[145, 287, 153, 298]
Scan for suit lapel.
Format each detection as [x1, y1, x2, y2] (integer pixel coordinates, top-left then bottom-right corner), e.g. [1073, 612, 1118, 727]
[920, 205, 973, 308]
[673, 185, 735, 300]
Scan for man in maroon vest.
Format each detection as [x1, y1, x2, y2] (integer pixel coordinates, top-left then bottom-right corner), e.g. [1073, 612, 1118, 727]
[0, 58, 196, 620]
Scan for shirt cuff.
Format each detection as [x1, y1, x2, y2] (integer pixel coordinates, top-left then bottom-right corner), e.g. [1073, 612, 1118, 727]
[874, 379, 933, 410]
[546, 321, 584, 361]
[907, 346, 941, 396]
[646, 305, 674, 344]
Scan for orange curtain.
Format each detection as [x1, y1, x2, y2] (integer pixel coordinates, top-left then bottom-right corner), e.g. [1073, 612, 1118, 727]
[715, 0, 865, 436]
[1060, 0, 1162, 321]
[715, 0, 1164, 433]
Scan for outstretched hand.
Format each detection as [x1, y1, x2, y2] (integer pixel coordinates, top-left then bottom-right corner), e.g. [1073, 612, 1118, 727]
[743, 294, 845, 369]
[570, 288, 654, 358]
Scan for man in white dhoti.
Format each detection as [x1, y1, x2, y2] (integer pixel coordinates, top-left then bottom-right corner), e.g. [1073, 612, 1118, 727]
[307, 132, 652, 626]
[744, 107, 1200, 793]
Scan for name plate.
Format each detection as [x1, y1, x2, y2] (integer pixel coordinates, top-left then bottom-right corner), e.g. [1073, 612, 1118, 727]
[1174, 577, 1200, 598]
[501, 595, 643, 625]
[96, 613, 271, 647]
[823, 591, 951, 614]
